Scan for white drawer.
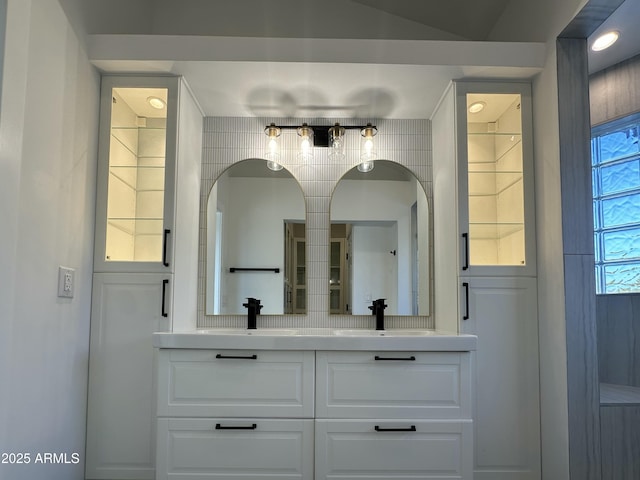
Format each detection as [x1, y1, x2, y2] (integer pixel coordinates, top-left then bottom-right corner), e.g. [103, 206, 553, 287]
[316, 351, 471, 419]
[157, 349, 314, 418]
[157, 417, 314, 480]
[315, 419, 473, 480]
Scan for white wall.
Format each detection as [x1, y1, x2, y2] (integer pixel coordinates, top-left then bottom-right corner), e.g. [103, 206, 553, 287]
[215, 175, 305, 314]
[171, 80, 203, 331]
[0, 0, 99, 478]
[351, 224, 399, 314]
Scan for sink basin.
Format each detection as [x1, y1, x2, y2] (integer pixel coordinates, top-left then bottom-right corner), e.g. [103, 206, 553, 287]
[197, 328, 298, 336]
[333, 329, 438, 337]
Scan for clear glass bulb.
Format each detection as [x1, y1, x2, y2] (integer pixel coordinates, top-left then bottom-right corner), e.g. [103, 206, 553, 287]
[297, 124, 314, 161]
[266, 160, 283, 171]
[267, 138, 279, 158]
[357, 160, 375, 172]
[329, 123, 346, 160]
[264, 123, 281, 162]
[360, 124, 377, 161]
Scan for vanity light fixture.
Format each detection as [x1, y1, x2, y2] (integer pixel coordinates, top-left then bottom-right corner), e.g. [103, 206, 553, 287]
[147, 96, 166, 110]
[468, 101, 486, 114]
[591, 30, 619, 51]
[264, 123, 283, 171]
[263, 122, 379, 166]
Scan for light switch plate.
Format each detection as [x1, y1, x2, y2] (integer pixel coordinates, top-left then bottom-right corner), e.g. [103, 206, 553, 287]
[58, 266, 74, 298]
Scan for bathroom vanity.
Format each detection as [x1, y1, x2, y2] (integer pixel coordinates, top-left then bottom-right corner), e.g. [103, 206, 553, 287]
[153, 329, 476, 480]
[86, 75, 540, 480]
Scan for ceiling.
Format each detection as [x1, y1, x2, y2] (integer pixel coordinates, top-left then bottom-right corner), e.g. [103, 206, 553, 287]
[82, 0, 640, 118]
[351, 0, 512, 40]
[587, 0, 640, 73]
[80, 0, 508, 41]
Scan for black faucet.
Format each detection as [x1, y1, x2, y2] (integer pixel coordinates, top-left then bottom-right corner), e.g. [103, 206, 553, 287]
[368, 298, 388, 331]
[242, 297, 263, 329]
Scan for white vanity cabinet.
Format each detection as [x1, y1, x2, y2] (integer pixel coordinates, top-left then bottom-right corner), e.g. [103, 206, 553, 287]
[460, 277, 540, 480]
[86, 76, 202, 480]
[153, 340, 476, 480]
[85, 273, 170, 480]
[432, 81, 541, 480]
[155, 349, 315, 480]
[315, 351, 473, 480]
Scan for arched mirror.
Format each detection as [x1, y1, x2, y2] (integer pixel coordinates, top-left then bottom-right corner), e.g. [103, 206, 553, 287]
[330, 160, 429, 315]
[206, 159, 306, 315]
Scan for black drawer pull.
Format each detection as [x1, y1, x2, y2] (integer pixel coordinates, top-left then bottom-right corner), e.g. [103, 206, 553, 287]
[375, 425, 417, 432]
[215, 354, 258, 360]
[163, 229, 171, 267]
[461, 232, 469, 271]
[161, 279, 169, 318]
[374, 355, 416, 361]
[215, 423, 257, 430]
[463, 282, 470, 321]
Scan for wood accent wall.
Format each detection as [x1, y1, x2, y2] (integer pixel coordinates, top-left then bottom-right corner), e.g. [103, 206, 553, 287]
[557, 35, 602, 480]
[600, 405, 640, 479]
[590, 53, 640, 126]
[597, 294, 640, 387]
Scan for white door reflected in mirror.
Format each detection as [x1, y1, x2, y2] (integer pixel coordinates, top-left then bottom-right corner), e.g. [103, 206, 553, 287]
[330, 161, 430, 316]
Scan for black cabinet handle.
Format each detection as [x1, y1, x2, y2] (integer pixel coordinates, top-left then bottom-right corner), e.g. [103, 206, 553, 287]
[215, 423, 257, 430]
[215, 354, 258, 360]
[161, 279, 169, 318]
[462, 232, 469, 271]
[374, 355, 416, 361]
[462, 282, 470, 321]
[375, 425, 416, 432]
[163, 229, 171, 267]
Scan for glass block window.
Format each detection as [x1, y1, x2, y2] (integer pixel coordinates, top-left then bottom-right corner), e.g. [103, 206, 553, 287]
[592, 113, 640, 294]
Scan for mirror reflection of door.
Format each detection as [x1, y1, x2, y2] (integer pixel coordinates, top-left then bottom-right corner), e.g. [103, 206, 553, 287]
[284, 222, 305, 314]
[330, 161, 429, 315]
[329, 224, 350, 314]
[333, 222, 399, 314]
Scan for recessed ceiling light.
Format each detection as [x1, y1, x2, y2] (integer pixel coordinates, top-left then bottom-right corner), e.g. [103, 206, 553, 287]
[468, 101, 486, 114]
[591, 31, 619, 52]
[147, 96, 166, 109]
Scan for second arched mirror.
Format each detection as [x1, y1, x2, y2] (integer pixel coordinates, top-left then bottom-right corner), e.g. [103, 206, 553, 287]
[206, 159, 306, 315]
[330, 160, 429, 316]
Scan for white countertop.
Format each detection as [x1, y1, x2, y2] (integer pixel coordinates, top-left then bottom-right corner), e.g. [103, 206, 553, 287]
[153, 328, 477, 351]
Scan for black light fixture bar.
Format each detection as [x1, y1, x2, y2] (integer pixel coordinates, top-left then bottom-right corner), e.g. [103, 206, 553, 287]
[266, 123, 377, 147]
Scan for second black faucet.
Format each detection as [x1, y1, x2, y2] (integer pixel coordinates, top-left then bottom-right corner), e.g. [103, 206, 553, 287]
[369, 298, 388, 331]
[243, 297, 263, 329]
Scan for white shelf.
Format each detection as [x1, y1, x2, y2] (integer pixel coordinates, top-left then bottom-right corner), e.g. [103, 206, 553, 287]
[469, 222, 524, 240]
[107, 218, 164, 236]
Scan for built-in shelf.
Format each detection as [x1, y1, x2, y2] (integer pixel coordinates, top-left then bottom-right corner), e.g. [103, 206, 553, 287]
[108, 218, 164, 236]
[468, 134, 522, 162]
[600, 383, 640, 405]
[468, 222, 524, 240]
[468, 172, 523, 196]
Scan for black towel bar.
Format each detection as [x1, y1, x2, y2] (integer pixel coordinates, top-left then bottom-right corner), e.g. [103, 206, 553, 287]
[229, 267, 280, 273]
